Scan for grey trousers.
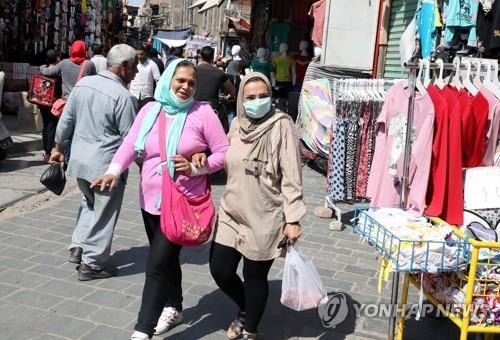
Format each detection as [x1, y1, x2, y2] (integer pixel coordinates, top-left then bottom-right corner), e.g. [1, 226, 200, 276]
[70, 178, 126, 269]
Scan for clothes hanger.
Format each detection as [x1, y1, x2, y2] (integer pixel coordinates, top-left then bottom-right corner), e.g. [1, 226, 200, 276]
[423, 59, 432, 88]
[434, 59, 447, 90]
[491, 61, 500, 89]
[450, 57, 463, 90]
[415, 59, 428, 95]
[482, 60, 500, 99]
[473, 59, 483, 89]
[462, 59, 479, 95]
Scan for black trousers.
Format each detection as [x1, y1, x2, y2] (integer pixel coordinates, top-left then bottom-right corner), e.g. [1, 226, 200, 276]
[135, 210, 183, 336]
[39, 106, 58, 155]
[209, 242, 274, 333]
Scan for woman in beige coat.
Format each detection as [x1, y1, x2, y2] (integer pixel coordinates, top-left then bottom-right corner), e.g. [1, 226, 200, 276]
[209, 72, 306, 340]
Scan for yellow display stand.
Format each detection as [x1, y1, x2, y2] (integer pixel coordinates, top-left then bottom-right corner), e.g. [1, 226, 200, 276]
[397, 227, 500, 340]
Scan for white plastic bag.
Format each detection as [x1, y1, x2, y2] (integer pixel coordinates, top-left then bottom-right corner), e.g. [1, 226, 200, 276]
[280, 244, 328, 311]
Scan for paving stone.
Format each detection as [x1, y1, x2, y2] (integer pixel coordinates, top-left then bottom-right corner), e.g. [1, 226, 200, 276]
[0, 256, 36, 270]
[30, 334, 70, 340]
[51, 299, 100, 319]
[2, 235, 40, 248]
[29, 241, 66, 254]
[0, 246, 41, 260]
[79, 325, 131, 340]
[0, 269, 50, 288]
[0, 282, 21, 298]
[27, 264, 74, 280]
[95, 278, 132, 292]
[84, 290, 136, 309]
[88, 307, 136, 328]
[6, 289, 64, 309]
[26, 254, 68, 266]
[187, 284, 216, 297]
[36, 279, 96, 299]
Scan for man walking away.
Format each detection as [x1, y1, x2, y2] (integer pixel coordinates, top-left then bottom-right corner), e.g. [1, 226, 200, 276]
[49, 44, 139, 281]
[147, 46, 164, 75]
[130, 44, 161, 110]
[91, 44, 107, 73]
[194, 46, 236, 114]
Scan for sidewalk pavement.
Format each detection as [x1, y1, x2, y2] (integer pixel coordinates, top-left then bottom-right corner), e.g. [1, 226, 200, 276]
[0, 164, 461, 340]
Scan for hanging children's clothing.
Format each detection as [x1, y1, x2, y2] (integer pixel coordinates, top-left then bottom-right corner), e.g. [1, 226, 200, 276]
[366, 82, 435, 216]
[444, 0, 480, 47]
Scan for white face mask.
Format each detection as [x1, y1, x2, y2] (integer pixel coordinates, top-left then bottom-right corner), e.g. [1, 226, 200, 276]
[243, 97, 271, 119]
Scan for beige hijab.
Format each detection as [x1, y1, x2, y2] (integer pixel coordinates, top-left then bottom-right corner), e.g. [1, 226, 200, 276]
[236, 72, 290, 176]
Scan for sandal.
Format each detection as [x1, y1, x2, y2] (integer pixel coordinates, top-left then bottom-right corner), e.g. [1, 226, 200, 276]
[227, 319, 244, 339]
[227, 311, 246, 339]
[242, 331, 259, 340]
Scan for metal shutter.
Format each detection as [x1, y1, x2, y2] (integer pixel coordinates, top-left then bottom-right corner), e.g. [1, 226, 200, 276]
[383, 0, 418, 79]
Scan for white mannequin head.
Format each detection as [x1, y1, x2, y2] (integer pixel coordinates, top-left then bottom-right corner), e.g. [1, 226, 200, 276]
[257, 47, 266, 60]
[231, 45, 241, 57]
[279, 43, 289, 55]
[299, 40, 309, 53]
[314, 46, 322, 58]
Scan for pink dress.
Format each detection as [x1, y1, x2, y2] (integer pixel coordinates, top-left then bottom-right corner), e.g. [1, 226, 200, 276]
[110, 101, 229, 215]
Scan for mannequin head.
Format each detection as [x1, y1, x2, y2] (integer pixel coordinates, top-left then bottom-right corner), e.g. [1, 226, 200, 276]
[231, 45, 241, 57]
[257, 47, 267, 60]
[279, 43, 289, 55]
[299, 40, 309, 53]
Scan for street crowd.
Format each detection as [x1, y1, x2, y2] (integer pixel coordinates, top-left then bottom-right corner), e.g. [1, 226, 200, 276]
[39, 40, 306, 340]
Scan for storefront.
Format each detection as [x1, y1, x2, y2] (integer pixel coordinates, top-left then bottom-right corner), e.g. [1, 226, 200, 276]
[0, 0, 127, 131]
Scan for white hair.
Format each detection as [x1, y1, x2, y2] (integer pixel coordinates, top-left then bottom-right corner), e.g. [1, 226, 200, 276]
[106, 44, 137, 68]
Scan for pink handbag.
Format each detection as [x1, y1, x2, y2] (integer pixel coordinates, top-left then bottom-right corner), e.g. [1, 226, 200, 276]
[158, 109, 215, 246]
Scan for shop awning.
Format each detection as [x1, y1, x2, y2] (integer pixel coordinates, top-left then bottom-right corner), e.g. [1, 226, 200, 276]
[198, 0, 224, 13]
[152, 28, 193, 52]
[189, 0, 208, 9]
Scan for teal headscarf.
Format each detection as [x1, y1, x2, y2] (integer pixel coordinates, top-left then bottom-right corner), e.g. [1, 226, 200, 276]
[134, 58, 195, 178]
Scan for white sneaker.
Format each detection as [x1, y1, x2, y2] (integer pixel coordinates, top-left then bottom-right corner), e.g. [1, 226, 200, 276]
[130, 331, 150, 340]
[154, 307, 184, 335]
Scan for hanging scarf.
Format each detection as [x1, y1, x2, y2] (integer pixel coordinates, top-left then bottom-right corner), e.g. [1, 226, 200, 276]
[236, 72, 290, 176]
[70, 40, 87, 64]
[135, 58, 194, 178]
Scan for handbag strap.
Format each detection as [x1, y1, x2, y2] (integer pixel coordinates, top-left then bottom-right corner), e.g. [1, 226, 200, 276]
[76, 60, 88, 83]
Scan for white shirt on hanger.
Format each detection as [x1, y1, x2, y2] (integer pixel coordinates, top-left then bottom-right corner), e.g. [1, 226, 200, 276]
[130, 59, 161, 100]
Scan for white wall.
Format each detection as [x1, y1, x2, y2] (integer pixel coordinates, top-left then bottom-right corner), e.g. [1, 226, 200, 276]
[322, 0, 380, 71]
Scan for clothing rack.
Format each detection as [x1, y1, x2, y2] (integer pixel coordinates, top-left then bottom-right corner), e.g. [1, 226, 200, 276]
[387, 59, 495, 339]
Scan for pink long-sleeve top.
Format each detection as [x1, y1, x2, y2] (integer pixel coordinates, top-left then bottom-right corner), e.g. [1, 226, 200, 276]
[366, 82, 435, 216]
[110, 101, 229, 215]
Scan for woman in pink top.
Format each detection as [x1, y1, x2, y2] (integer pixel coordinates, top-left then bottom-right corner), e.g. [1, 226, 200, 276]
[91, 59, 229, 340]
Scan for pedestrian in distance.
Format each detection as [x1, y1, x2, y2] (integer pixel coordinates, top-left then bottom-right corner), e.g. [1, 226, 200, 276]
[49, 44, 139, 281]
[90, 59, 229, 340]
[130, 44, 162, 110]
[209, 72, 306, 340]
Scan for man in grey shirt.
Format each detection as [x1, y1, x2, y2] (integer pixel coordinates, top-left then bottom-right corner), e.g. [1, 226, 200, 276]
[49, 44, 139, 281]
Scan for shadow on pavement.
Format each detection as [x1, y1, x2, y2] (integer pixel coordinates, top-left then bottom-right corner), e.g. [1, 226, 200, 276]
[0, 156, 46, 173]
[166, 282, 359, 340]
[111, 241, 212, 278]
[111, 246, 149, 277]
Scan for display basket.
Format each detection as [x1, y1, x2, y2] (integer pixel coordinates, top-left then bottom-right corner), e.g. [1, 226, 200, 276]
[353, 208, 471, 273]
[398, 226, 500, 340]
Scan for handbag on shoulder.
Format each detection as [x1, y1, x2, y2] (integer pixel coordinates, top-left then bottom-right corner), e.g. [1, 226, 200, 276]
[158, 108, 215, 247]
[27, 75, 58, 106]
[50, 60, 88, 117]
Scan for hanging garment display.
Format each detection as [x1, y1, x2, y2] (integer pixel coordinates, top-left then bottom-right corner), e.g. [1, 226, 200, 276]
[267, 20, 291, 53]
[367, 81, 435, 216]
[297, 78, 334, 158]
[326, 79, 385, 202]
